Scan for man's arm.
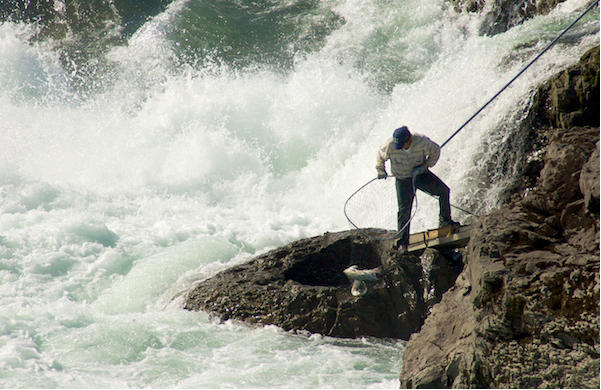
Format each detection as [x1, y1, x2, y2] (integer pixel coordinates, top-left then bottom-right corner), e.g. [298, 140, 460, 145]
[376, 140, 390, 178]
[423, 137, 441, 168]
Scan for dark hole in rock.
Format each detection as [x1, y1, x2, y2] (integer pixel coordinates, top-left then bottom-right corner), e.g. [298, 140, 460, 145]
[283, 239, 383, 287]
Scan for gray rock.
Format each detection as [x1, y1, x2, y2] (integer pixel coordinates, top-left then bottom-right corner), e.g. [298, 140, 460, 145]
[523, 126, 599, 213]
[401, 193, 600, 387]
[530, 46, 600, 130]
[448, 0, 567, 36]
[184, 230, 463, 339]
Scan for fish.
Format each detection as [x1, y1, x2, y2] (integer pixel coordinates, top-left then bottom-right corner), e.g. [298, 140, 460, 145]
[343, 265, 382, 282]
[351, 280, 367, 297]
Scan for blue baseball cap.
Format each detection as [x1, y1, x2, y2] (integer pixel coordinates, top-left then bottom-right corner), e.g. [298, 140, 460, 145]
[393, 126, 411, 149]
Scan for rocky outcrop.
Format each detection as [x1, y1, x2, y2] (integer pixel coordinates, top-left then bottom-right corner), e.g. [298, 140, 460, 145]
[448, 0, 568, 36]
[480, 45, 600, 209]
[399, 46, 599, 388]
[184, 230, 463, 340]
[530, 45, 600, 130]
[399, 130, 599, 388]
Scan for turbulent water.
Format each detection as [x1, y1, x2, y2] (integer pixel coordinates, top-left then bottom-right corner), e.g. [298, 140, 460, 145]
[0, 0, 598, 387]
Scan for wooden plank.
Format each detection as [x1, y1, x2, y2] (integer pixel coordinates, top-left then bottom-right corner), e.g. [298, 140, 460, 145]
[408, 225, 472, 252]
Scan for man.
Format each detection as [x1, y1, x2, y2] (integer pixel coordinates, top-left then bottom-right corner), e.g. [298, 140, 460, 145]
[376, 126, 458, 253]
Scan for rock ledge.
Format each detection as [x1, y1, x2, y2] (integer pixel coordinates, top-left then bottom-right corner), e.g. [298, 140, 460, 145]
[184, 230, 463, 340]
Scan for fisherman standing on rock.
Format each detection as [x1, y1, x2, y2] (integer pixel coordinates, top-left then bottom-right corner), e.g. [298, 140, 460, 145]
[376, 126, 458, 254]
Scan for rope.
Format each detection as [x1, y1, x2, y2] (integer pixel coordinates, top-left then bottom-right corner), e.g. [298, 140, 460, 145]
[344, 1, 599, 239]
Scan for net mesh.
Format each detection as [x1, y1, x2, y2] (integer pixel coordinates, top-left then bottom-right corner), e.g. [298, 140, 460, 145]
[344, 178, 399, 232]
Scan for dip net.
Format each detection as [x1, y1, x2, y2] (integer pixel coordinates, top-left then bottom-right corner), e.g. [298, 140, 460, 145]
[343, 178, 399, 234]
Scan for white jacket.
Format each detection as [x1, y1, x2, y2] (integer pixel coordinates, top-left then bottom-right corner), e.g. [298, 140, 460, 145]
[376, 134, 440, 179]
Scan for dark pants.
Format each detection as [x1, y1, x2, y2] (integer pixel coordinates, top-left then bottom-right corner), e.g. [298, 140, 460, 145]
[395, 171, 451, 246]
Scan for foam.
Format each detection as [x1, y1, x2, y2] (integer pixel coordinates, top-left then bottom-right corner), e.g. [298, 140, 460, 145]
[0, 0, 597, 387]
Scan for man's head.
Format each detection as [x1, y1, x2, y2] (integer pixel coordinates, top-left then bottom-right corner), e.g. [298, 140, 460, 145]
[393, 126, 411, 150]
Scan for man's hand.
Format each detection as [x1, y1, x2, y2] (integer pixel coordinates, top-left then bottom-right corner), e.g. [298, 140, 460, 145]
[411, 165, 426, 177]
[377, 170, 388, 180]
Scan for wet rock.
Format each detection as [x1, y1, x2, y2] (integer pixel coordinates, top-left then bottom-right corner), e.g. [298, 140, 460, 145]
[522, 126, 599, 213]
[184, 230, 463, 340]
[530, 46, 600, 130]
[486, 45, 600, 206]
[448, 0, 567, 36]
[420, 248, 464, 308]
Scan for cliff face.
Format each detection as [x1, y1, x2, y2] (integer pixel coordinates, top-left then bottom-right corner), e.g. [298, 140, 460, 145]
[398, 45, 599, 388]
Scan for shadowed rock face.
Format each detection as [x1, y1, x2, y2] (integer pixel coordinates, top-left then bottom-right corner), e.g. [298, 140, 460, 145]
[399, 157, 599, 387]
[184, 230, 463, 340]
[530, 46, 600, 130]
